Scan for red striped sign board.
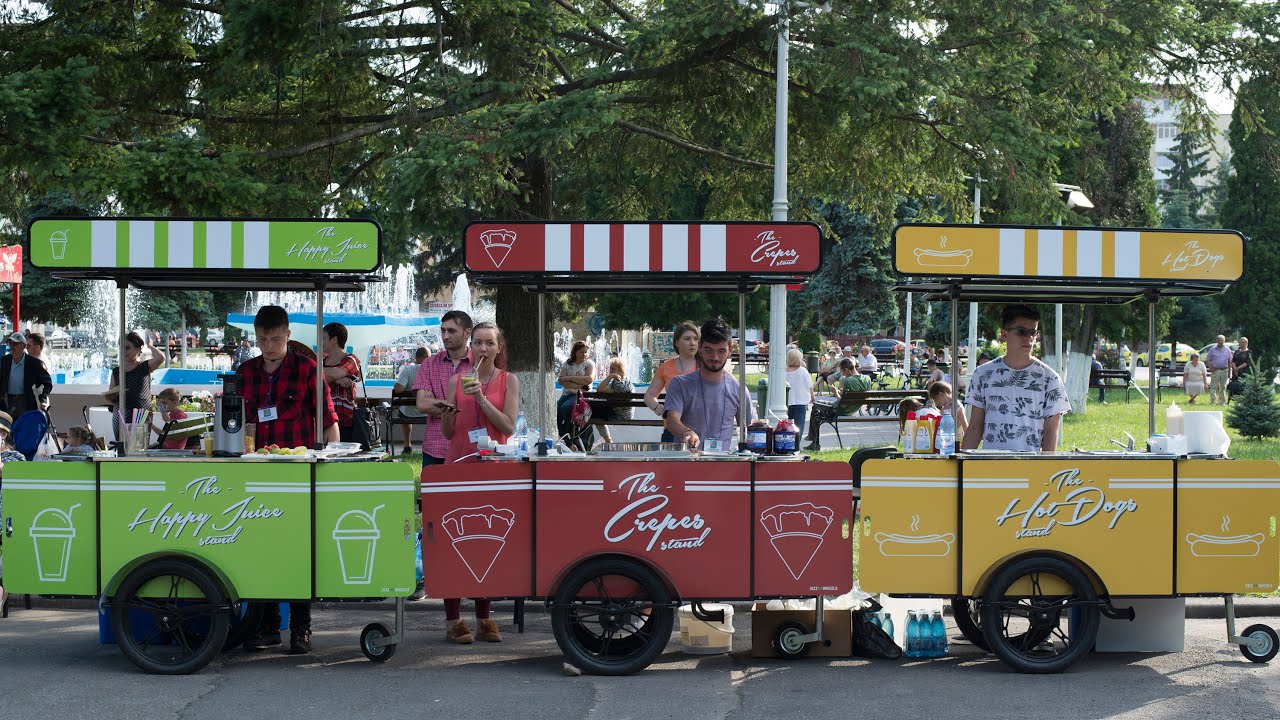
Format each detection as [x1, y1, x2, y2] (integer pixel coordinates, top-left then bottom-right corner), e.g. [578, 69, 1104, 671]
[465, 222, 821, 276]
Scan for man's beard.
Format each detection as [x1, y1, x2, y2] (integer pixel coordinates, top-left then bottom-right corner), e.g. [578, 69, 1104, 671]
[702, 356, 728, 373]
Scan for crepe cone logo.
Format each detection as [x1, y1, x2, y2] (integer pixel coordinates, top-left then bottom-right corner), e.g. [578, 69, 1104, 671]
[760, 503, 833, 580]
[479, 229, 517, 268]
[442, 505, 516, 583]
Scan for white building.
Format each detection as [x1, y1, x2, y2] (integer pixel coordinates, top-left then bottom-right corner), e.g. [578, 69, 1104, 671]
[1142, 91, 1231, 194]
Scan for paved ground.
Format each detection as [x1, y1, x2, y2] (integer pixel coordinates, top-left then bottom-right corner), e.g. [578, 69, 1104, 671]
[2, 602, 1277, 720]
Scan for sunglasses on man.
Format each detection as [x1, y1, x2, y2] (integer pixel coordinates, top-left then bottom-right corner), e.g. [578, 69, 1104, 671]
[1005, 327, 1040, 338]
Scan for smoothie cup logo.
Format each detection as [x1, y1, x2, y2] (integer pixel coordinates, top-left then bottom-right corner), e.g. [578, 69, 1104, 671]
[31, 503, 81, 582]
[49, 229, 69, 261]
[332, 504, 384, 585]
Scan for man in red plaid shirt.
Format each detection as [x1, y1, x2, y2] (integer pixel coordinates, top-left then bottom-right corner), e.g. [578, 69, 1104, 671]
[237, 304, 338, 655]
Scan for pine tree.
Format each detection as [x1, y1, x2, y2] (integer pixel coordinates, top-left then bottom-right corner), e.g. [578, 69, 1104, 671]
[1225, 366, 1280, 439]
[1159, 128, 1211, 218]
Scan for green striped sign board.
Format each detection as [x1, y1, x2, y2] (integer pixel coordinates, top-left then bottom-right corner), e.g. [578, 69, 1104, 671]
[28, 218, 380, 273]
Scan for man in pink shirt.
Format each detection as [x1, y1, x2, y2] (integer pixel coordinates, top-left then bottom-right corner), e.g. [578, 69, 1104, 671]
[413, 310, 474, 465]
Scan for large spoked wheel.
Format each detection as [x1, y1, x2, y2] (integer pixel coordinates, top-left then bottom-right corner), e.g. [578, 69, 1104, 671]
[951, 597, 990, 651]
[111, 558, 230, 674]
[360, 622, 397, 663]
[979, 555, 1100, 674]
[1239, 624, 1279, 664]
[551, 557, 675, 676]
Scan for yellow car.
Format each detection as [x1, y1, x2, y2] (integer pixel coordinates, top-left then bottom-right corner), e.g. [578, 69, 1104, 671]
[1135, 342, 1196, 367]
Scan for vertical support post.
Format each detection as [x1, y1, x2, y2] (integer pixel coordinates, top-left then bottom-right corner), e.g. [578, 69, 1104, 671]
[12, 284, 19, 329]
[904, 291, 912, 370]
[316, 282, 326, 449]
[1148, 292, 1157, 437]
[537, 291, 547, 455]
[118, 282, 129, 456]
[765, 8, 791, 424]
[950, 289, 960, 393]
[739, 289, 749, 434]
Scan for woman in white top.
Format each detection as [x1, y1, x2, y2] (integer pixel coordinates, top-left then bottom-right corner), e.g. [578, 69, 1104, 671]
[1183, 353, 1208, 404]
[784, 348, 815, 437]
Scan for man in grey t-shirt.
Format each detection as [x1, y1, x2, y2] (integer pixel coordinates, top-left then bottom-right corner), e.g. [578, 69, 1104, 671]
[664, 317, 754, 451]
[962, 305, 1071, 452]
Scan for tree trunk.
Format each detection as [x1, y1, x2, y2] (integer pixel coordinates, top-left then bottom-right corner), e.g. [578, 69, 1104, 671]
[1065, 305, 1100, 415]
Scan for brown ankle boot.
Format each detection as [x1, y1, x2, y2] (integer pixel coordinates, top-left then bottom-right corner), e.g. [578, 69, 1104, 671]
[445, 619, 474, 644]
[476, 618, 502, 642]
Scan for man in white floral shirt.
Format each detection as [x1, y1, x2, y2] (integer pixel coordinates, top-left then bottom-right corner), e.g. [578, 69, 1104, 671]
[962, 305, 1071, 452]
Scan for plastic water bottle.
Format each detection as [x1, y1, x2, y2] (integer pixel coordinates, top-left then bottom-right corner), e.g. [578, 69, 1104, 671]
[867, 611, 882, 630]
[514, 411, 529, 457]
[906, 611, 921, 658]
[882, 612, 895, 645]
[930, 611, 948, 657]
[937, 408, 956, 456]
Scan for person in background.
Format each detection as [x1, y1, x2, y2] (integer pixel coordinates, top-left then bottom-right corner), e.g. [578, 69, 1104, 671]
[232, 338, 254, 371]
[1232, 336, 1253, 379]
[438, 321, 519, 643]
[857, 345, 879, 377]
[25, 332, 44, 362]
[784, 348, 814, 438]
[962, 304, 1070, 452]
[1204, 335, 1233, 405]
[928, 380, 968, 439]
[393, 347, 429, 455]
[804, 359, 870, 450]
[814, 348, 841, 393]
[237, 304, 339, 655]
[64, 425, 98, 453]
[1, 332, 52, 420]
[322, 322, 362, 443]
[557, 340, 596, 447]
[104, 331, 165, 434]
[595, 356, 634, 444]
[1090, 353, 1106, 404]
[897, 397, 924, 441]
[1183, 352, 1208, 404]
[149, 387, 191, 449]
[414, 310, 474, 466]
[645, 321, 700, 442]
[663, 317, 754, 452]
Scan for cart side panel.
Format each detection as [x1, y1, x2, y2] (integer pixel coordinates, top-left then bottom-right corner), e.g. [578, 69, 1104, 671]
[1176, 459, 1280, 594]
[314, 462, 417, 598]
[421, 462, 533, 598]
[859, 458, 959, 595]
[752, 461, 853, 596]
[1, 462, 99, 595]
[535, 461, 751, 599]
[98, 461, 313, 599]
[961, 459, 1173, 597]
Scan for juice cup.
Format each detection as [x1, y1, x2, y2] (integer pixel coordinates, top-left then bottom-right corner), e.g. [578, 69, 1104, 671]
[244, 423, 256, 454]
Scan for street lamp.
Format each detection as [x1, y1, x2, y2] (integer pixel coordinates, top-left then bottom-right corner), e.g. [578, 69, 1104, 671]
[1052, 183, 1093, 377]
[764, 0, 828, 423]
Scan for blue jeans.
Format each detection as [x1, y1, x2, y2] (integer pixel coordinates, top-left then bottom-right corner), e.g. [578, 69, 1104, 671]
[788, 404, 808, 438]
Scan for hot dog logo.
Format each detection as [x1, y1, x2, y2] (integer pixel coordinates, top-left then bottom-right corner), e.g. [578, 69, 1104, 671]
[479, 229, 517, 268]
[874, 514, 955, 557]
[913, 235, 973, 268]
[1186, 515, 1265, 558]
[760, 503, 833, 579]
[995, 468, 1138, 539]
[442, 505, 516, 582]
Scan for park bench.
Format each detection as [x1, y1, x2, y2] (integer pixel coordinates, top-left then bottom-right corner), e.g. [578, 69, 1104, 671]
[387, 396, 426, 454]
[584, 391, 664, 428]
[809, 388, 927, 450]
[1090, 367, 1132, 403]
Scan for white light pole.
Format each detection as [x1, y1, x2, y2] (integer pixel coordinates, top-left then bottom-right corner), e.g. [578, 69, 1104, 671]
[1052, 183, 1093, 379]
[765, 0, 828, 423]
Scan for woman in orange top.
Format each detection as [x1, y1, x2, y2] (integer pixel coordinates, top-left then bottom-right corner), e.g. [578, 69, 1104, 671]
[644, 320, 700, 442]
[439, 321, 520, 643]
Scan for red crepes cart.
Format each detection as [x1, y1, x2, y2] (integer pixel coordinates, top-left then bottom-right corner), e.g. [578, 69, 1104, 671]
[422, 221, 855, 674]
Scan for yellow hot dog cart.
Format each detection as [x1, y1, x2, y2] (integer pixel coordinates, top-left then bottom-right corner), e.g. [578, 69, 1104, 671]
[860, 224, 1278, 672]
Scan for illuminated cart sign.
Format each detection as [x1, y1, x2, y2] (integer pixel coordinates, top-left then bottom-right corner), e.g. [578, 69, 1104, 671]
[28, 217, 381, 273]
[894, 224, 1243, 283]
[465, 221, 822, 279]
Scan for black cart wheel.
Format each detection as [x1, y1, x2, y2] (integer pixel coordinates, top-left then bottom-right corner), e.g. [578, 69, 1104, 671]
[551, 557, 674, 676]
[979, 555, 1100, 674]
[111, 558, 229, 674]
[951, 597, 990, 651]
[1239, 624, 1279, 664]
[360, 622, 397, 662]
[773, 620, 813, 659]
[222, 602, 267, 651]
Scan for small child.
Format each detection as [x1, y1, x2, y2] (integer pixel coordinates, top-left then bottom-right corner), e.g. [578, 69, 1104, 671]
[151, 387, 190, 450]
[927, 381, 968, 439]
[897, 397, 923, 440]
[65, 425, 98, 453]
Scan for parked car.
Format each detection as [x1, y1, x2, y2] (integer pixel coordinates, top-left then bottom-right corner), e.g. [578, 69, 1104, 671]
[1196, 341, 1239, 361]
[869, 338, 905, 354]
[1135, 342, 1196, 367]
[45, 329, 72, 349]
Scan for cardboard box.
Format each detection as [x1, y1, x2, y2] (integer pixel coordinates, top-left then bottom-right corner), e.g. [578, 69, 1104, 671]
[750, 603, 853, 658]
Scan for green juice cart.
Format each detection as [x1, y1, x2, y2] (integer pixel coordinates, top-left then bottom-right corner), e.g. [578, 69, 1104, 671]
[2, 217, 417, 674]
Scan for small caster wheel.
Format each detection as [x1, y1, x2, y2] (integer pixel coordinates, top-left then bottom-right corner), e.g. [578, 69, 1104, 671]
[360, 622, 396, 662]
[773, 620, 812, 659]
[1239, 624, 1278, 663]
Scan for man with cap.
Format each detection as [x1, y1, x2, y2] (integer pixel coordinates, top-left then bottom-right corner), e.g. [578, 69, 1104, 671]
[0, 332, 51, 419]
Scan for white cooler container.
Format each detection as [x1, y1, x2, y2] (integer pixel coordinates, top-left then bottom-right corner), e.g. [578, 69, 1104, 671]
[679, 603, 735, 654]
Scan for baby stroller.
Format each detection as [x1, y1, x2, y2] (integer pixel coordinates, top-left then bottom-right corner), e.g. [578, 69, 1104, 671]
[12, 409, 62, 460]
